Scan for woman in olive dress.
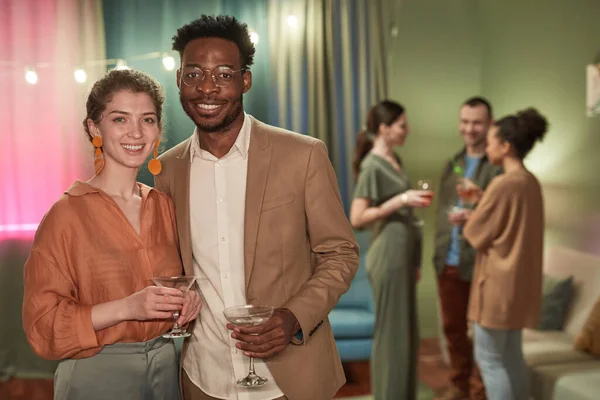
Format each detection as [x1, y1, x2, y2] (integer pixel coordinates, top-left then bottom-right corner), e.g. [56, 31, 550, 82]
[350, 100, 432, 400]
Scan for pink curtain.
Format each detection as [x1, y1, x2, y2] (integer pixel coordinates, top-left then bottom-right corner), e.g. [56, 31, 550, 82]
[0, 0, 105, 240]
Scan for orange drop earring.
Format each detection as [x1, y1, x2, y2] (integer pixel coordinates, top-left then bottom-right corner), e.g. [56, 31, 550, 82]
[148, 140, 162, 175]
[92, 135, 104, 175]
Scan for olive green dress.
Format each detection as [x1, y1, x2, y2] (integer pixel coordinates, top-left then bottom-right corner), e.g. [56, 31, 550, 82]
[353, 153, 421, 400]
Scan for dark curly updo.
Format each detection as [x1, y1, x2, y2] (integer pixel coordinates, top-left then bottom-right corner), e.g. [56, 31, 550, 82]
[494, 108, 548, 159]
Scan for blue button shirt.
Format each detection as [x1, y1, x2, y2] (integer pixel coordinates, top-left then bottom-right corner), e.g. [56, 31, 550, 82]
[445, 155, 481, 266]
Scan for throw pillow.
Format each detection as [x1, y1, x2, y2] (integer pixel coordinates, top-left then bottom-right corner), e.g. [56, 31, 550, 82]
[536, 274, 574, 331]
[575, 296, 600, 355]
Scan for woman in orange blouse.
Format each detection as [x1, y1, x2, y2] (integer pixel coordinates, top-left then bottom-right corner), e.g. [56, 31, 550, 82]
[463, 108, 548, 400]
[22, 69, 201, 400]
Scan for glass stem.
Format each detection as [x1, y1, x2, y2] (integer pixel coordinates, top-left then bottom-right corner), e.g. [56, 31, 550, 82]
[248, 356, 256, 376]
[173, 311, 180, 329]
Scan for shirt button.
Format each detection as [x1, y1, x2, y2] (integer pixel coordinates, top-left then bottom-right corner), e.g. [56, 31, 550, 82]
[223, 273, 228, 278]
[220, 237, 225, 241]
[219, 199, 224, 203]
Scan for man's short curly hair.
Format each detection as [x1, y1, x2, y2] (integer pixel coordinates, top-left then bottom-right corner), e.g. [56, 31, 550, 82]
[172, 15, 255, 71]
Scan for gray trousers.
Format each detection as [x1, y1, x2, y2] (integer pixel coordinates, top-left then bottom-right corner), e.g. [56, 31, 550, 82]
[54, 336, 180, 400]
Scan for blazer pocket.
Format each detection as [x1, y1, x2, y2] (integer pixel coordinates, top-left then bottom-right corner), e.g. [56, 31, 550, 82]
[261, 193, 295, 212]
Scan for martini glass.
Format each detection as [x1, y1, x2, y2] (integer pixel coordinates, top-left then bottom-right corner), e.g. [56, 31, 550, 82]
[223, 304, 275, 388]
[152, 275, 197, 338]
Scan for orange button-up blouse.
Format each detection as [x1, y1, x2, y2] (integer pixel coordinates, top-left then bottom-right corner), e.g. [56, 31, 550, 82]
[22, 180, 183, 360]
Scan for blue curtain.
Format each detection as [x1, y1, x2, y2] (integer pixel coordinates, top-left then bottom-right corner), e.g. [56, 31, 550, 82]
[102, 0, 387, 209]
[267, 0, 388, 210]
[102, 0, 269, 186]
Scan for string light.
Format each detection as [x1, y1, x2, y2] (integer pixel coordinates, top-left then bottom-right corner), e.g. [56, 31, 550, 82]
[5, 47, 262, 84]
[249, 31, 259, 45]
[74, 68, 87, 83]
[25, 67, 38, 85]
[115, 59, 130, 70]
[287, 15, 298, 28]
[162, 54, 175, 71]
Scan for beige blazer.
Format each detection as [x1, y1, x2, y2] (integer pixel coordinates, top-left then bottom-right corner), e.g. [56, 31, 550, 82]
[154, 116, 359, 400]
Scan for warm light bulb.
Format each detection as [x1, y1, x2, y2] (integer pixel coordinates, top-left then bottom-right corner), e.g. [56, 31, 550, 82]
[74, 68, 87, 83]
[115, 60, 130, 70]
[162, 55, 175, 71]
[287, 15, 298, 28]
[249, 31, 259, 45]
[25, 68, 38, 84]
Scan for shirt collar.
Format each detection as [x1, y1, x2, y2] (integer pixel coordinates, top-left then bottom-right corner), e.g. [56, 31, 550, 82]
[190, 112, 251, 162]
[65, 180, 152, 199]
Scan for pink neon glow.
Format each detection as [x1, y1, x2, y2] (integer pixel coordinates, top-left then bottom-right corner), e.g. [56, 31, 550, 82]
[0, 1, 103, 241]
[0, 224, 39, 232]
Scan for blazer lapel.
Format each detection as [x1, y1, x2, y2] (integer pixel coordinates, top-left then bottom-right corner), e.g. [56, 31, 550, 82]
[244, 117, 272, 290]
[173, 138, 194, 276]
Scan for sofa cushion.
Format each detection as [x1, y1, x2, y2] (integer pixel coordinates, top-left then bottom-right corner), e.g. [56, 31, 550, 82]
[335, 338, 372, 362]
[542, 247, 600, 338]
[336, 256, 373, 311]
[523, 331, 594, 367]
[337, 230, 374, 311]
[537, 274, 574, 330]
[575, 295, 600, 356]
[329, 308, 375, 339]
[529, 360, 600, 400]
[553, 368, 600, 400]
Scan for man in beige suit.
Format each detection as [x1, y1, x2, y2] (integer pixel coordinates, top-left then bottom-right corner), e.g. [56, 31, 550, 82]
[154, 15, 359, 400]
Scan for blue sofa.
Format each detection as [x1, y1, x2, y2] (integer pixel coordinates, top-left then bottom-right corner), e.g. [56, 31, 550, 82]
[328, 230, 375, 361]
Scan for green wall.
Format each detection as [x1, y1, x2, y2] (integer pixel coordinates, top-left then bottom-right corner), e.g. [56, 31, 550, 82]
[387, 0, 600, 338]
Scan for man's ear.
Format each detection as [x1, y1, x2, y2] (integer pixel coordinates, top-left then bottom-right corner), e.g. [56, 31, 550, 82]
[242, 70, 252, 94]
[176, 68, 182, 89]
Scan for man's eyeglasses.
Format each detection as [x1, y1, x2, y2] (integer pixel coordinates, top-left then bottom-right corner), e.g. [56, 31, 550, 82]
[180, 66, 244, 88]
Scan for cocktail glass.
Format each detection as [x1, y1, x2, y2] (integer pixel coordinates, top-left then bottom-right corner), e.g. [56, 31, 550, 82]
[223, 304, 275, 388]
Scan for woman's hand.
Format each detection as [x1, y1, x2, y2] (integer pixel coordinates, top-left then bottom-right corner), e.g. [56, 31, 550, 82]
[456, 178, 483, 204]
[177, 289, 202, 326]
[123, 286, 185, 321]
[393, 190, 433, 209]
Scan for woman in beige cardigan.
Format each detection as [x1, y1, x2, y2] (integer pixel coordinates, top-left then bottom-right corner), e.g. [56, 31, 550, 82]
[463, 108, 548, 400]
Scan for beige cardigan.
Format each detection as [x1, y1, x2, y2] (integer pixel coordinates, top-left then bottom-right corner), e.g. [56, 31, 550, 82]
[464, 169, 544, 330]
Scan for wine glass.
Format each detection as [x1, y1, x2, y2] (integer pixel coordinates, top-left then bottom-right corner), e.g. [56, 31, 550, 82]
[152, 275, 197, 338]
[456, 177, 478, 207]
[223, 304, 275, 388]
[414, 179, 434, 226]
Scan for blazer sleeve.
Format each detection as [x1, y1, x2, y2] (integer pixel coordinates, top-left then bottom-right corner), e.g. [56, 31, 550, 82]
[283, 140, 360, 344]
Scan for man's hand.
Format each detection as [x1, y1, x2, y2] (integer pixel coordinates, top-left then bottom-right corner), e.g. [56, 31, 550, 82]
[226, 308, 300, 359]
[448, 208, 473, 226]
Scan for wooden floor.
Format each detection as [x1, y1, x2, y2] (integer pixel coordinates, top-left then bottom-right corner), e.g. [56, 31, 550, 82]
[334, 338, 451, 398]
[0, 339, 450, 400]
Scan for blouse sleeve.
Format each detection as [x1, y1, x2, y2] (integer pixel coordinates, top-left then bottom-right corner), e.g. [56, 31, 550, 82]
[463, 177, 511, 252]
[22, 220, 99, 360]
[353, 161, 380, 204]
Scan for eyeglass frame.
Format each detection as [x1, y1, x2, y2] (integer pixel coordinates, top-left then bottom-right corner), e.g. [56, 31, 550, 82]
[179, 65, 246, 88]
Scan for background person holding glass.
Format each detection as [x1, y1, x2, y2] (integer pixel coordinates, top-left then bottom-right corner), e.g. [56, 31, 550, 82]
[22, 69, 201, 400]
[463, 108, 548, 400]
[155, 15, 359, 400]
[350, 100, 432, 400]
[432, 96, 502, 400]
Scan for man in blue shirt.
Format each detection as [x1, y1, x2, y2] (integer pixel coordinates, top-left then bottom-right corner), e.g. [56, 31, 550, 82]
[433, 97, 502, 400]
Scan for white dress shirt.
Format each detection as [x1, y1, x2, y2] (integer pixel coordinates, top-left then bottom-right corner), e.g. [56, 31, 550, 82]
[183, 113, 284, 400]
